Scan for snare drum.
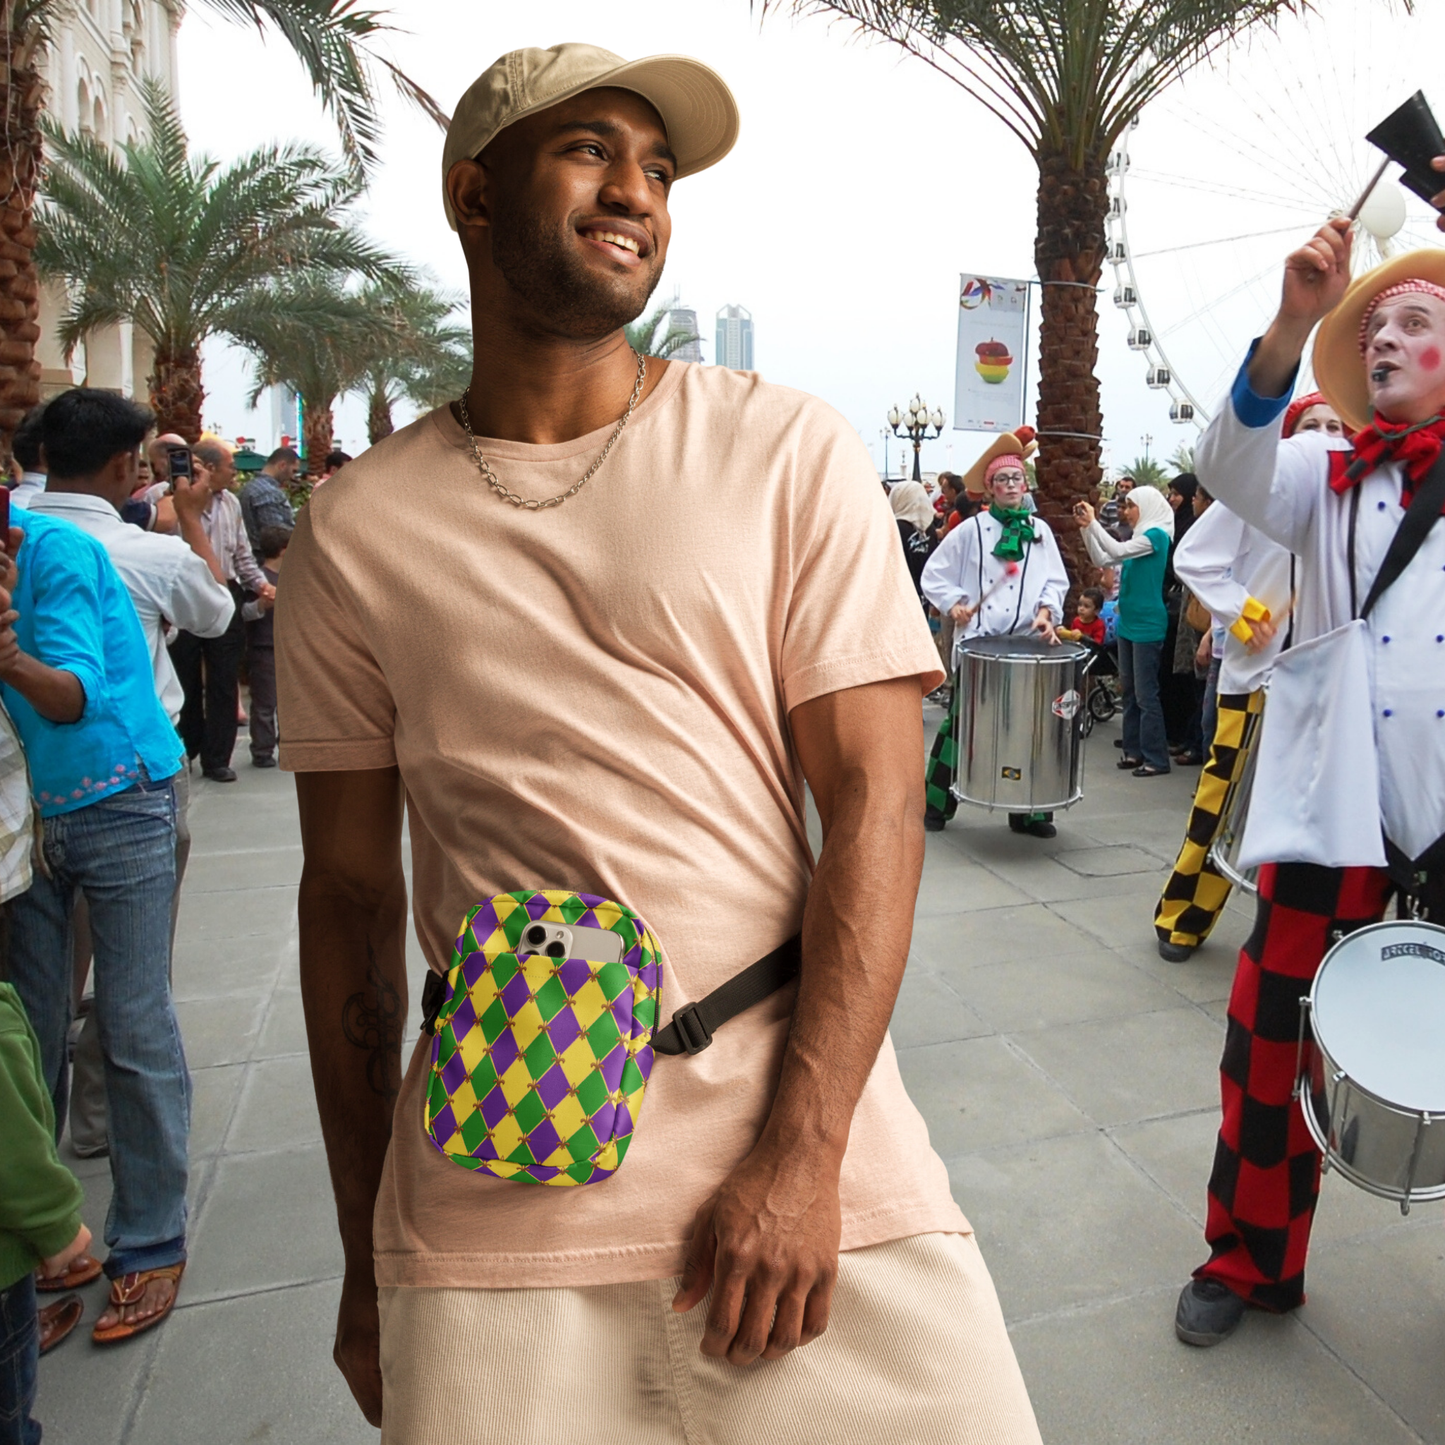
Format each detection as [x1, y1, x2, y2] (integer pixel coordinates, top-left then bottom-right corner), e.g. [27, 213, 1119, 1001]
[951, 634, 1088, 813]
[1297, 919, 1445, 1214]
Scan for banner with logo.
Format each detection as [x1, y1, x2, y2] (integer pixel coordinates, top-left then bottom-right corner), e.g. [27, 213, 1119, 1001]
[954, 276, 1031, 432]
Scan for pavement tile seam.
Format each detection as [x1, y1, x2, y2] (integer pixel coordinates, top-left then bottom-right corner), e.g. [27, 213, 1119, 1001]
[167, 1273, 346, 1315]
[1288, 1317, 1434, 1445]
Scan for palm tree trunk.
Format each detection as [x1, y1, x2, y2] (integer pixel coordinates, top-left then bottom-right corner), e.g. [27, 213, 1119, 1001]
[303, 399, 335, 470]
[1032, 149, 1107, 595]
[150, 345, 205, 442]
[367, 386, 393, 445]
[0, 47, 45, 458]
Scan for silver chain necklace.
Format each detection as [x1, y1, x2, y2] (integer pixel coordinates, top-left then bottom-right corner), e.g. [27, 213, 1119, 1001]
[456, 350, 647, 511]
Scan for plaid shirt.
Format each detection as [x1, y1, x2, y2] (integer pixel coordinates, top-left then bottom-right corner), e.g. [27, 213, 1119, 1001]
[201, 489, 268, 593]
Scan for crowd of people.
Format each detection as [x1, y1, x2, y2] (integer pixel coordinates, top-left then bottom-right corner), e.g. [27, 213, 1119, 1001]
[0, 389, 306, 1439]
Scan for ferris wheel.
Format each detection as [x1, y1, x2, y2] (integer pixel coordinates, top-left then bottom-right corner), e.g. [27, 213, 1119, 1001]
[1107, 0, 1445, 430]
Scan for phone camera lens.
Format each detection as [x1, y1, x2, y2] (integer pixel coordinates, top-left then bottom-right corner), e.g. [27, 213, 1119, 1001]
[546, 941, 566, 958]
[525, 925, 546, 947]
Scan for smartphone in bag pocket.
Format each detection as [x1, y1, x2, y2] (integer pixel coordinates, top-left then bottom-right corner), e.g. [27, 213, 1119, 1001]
[517, 919, 624, 963]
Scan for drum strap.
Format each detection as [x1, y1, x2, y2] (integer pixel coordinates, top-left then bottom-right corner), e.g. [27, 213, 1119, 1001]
[1383, 835, 1445, 922]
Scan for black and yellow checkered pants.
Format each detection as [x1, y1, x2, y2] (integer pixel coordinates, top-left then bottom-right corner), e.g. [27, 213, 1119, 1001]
[1154, 690, 1265, 948]
[924, 680, 961, 820]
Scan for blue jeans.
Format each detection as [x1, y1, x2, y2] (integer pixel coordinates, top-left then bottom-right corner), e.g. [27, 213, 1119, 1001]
[8, 776, 189, 1278]
[0, 1274, 39, 1445]
[1201, 655, 1222, 756]
[1118, 638, 1170, 771]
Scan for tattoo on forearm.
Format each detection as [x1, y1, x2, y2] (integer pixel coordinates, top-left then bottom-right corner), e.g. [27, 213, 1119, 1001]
[341, 942, 402, 1104]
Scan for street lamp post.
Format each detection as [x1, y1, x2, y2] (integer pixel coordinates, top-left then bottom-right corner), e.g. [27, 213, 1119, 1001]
[887, 394, 946, 481]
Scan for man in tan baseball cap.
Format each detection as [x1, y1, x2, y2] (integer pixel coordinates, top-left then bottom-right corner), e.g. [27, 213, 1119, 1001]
[279, 41, 1041, 1445]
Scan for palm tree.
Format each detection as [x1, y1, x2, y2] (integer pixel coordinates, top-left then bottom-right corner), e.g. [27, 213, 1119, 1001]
[356, 281, 471, 444]
[759, 0, 1303, 581]
[36, 83, 404, 439]
[1122, 455, 1167, 489]
[625, 298, 703, 359]
[1169, 441, 1197, 474]
[0, 0, 445, 447]
[233, 276, 412, 464]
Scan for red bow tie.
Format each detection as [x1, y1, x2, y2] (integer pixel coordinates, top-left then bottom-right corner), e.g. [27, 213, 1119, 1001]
[1332, 415, 1445, 506]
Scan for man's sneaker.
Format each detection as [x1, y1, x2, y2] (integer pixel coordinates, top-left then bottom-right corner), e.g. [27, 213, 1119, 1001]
[924, 807, 948, 833]
[1009, 814, 1057, 839]
[203, 766, 238, 783]
[1158, 938, 1196, 963]
[252, 755, 277, 769]
[1175, 1278, 1247, 1346]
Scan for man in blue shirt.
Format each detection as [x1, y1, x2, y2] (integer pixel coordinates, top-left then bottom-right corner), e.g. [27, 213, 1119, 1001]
[0, 394, 191, 1346]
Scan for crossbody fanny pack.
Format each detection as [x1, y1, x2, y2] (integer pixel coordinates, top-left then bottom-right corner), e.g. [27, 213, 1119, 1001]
[421, 888, 800, 1186]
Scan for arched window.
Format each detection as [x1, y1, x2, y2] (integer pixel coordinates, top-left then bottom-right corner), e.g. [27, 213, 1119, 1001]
[77, 79, 92, 136]
[93, 95, 106, 145]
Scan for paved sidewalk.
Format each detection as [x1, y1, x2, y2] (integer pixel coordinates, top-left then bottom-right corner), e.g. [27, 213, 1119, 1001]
[34, 712, 1445, 1443]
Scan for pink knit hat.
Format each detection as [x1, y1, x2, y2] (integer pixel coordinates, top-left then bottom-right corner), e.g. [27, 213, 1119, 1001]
[1358, 280, 1445, 352]
[984, 452, 1028, 486]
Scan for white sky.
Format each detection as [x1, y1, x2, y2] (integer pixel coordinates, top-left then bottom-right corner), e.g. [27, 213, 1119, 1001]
[175, 0, 1439, 475]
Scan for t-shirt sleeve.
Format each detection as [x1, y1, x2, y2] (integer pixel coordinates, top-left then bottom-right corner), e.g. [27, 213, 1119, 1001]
[780, 404, 945, 712]
[275, 508, 396, 772]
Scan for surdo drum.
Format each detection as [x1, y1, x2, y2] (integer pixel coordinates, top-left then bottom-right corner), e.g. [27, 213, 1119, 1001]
[1296, 920, 1445, 1214]
[951, 635, 1089, 814]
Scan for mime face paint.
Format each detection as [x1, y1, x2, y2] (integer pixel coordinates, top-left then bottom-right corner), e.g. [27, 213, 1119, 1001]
[1364, 293, 1445, 423]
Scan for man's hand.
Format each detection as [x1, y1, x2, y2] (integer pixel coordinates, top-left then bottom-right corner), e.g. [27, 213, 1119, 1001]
[1030, 609, 1059, 645]
[170, 471, 210, 524]
[335, 1267, 384, 1427]
[1243, 616, 1278, 654]
[672, 1139, 841, 1364]
[1195, 631, 1213, 669]
[1250, 219, 1351, 398]
[949, 601, 975, 627]
[39, 1223, 92, 1280]
[1429, 156, 1445, 228]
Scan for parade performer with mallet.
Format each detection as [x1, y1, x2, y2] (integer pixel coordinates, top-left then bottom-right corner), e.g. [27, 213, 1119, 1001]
[1176, 204, 1445, 1345]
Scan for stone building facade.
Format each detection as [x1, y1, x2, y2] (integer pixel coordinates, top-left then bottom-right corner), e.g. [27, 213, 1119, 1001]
[37, 0, 181, 399]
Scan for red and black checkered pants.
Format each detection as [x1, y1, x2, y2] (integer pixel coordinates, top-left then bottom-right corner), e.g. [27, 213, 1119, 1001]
[1196, 861, 1393, 1312]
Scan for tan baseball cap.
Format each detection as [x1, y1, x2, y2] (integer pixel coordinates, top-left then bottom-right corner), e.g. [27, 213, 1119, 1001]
[441, 43, 740, 230]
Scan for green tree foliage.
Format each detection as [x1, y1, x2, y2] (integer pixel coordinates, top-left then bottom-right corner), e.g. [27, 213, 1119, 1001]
[36, 82, 404, 439]
[625, 298, 703, 359]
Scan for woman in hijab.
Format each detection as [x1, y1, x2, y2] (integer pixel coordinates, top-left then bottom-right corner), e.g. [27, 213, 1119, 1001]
[1074, 484, 1176, 776]
[889, 480, 941, 599]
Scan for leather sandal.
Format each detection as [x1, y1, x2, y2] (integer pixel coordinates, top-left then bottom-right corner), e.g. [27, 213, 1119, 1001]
[91, 1262, 184, 1345]
[38, 1294, 84, 1355]
[36, 1252, 103, 1292]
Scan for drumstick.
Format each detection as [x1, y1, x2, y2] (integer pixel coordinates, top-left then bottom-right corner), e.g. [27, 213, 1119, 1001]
[1348, 157, 1392, 222]
[973, 562, 1020, 611]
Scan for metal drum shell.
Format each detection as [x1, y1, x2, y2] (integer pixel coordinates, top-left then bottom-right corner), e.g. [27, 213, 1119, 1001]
[1206, 715, 1262, 896]
[1300, 920, 1445, 1210]
[951, 635, 1088, 814]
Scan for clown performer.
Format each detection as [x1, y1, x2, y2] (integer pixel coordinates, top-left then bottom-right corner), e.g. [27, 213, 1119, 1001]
[1175, 216, 1445, 1347]
[1152, 394, 1347, 962]
[920, 431, 1069, 839]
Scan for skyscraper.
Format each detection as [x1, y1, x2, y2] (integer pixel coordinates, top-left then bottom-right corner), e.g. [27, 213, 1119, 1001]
[666, 306, 703, 363]
[714, 304, 754, 371]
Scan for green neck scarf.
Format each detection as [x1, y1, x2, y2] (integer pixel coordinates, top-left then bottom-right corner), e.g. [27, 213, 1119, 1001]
[989, 503, 1036, 562]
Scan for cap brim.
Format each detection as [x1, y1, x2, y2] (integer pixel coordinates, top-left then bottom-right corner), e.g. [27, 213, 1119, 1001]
[1313, 247, 1445, 431]
[443, 54, 738, 230]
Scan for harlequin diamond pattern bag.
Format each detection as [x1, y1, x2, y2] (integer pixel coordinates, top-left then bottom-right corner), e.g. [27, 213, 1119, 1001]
[425, 890, 662, 1186]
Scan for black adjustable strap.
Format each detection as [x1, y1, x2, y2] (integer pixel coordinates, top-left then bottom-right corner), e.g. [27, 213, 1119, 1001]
[421, 969, 447, 1035]
[1358, 452, 1445, 620]
[652, 934, 802, 1057]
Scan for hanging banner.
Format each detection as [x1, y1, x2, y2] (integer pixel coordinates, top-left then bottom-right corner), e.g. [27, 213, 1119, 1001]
[954, 275, 1031, 432]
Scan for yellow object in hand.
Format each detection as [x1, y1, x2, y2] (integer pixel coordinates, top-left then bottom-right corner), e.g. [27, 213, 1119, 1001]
[1228, 596, 1270, 644]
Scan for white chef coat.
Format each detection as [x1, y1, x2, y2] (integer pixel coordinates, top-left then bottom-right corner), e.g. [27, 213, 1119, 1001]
[920, 511, 1069, 655]
[1172, 500, 1293, 695]
[27, 491, 233, 723]
[1197, 388, 1445, 862]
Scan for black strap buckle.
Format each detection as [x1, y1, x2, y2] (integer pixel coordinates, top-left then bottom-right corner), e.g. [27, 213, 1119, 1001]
[421, 970, 447, 1036]
[669, 1002, 713, 1055]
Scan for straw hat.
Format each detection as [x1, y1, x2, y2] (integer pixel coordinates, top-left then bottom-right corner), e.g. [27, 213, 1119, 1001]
[961, 427, 1037, 498]
[1313, 248, 1445, 431]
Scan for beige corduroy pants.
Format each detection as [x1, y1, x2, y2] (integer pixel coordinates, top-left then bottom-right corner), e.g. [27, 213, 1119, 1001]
[378, 1231, 1042, 1445]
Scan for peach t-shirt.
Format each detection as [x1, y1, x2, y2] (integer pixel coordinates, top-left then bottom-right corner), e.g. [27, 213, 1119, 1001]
[276, 361, 965, 1288]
